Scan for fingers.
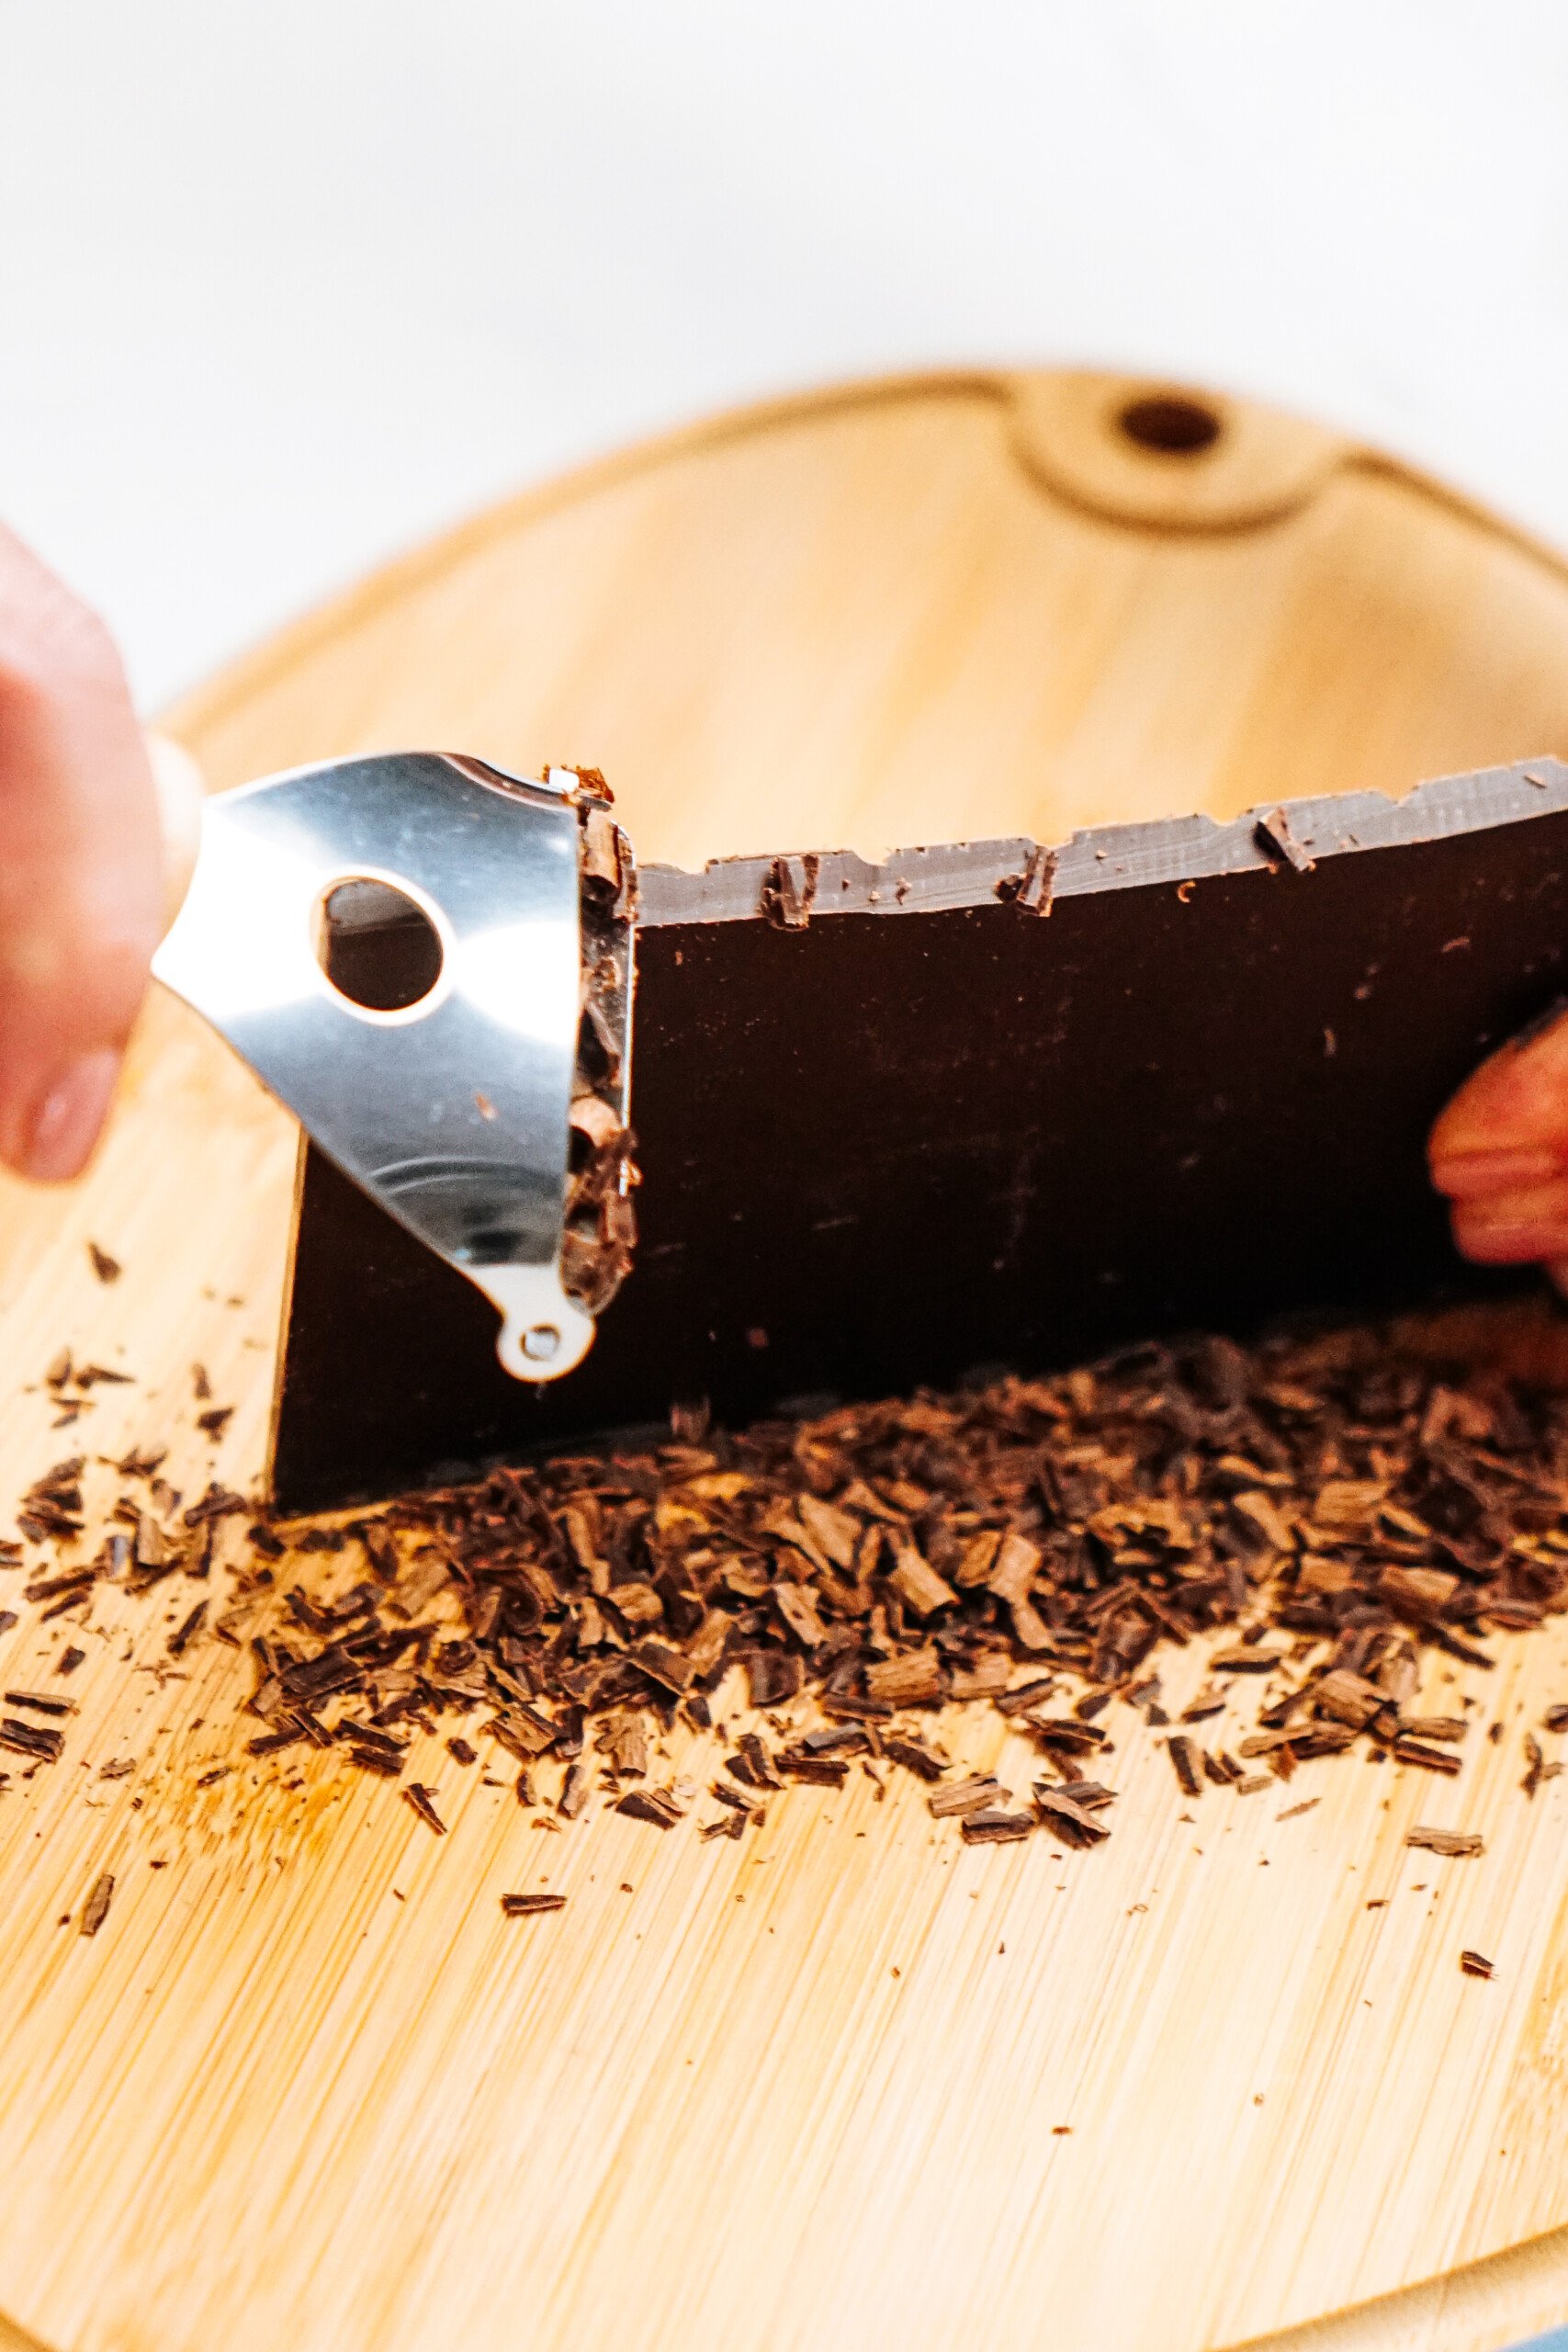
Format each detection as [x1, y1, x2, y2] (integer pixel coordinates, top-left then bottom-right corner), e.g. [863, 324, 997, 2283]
[0, 525, 164, 1182]
[1429, 1005, 1568, 1264]
[1443, 1172, 1568, 1263]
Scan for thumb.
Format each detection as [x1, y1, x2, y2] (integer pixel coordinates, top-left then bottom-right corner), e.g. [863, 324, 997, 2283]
[0, 525, 164, 1182]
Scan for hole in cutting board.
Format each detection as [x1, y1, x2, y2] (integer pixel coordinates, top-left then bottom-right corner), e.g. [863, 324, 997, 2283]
[1116, 392, 1223, 456]
[317, 878, 444, 1012]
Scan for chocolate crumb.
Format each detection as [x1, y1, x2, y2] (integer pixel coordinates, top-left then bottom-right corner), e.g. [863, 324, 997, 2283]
[1407, 1826, 1484, 1859]
[403, 1783, 446, 1835]
[79, 1871, 114, 1935]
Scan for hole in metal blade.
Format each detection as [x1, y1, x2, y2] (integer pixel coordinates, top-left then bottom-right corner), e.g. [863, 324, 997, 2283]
[317, 878, 444, 1012]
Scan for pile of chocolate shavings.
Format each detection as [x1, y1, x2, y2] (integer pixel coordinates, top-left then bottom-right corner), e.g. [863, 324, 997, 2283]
[6, 1317, 1568, 1851]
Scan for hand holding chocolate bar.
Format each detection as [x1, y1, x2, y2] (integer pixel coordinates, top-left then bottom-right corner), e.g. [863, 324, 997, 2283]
[1431, 1006, 1568, 1283]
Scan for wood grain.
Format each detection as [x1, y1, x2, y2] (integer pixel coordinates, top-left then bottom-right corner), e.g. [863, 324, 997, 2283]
[3, 370, 1568, 2352]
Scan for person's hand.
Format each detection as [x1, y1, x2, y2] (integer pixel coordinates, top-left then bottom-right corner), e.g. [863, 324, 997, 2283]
[0, 524, 197, 1182]
[1429, 1010, 1568, 1285]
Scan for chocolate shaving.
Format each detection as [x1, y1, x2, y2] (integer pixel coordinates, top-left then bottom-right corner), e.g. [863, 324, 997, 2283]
[1165, 1736, 1202, 1798]
[79, 1871, 114, 1935]
[1392, 1736, 1462, 1775]
[4, 1690, 76, 1718]
[1407, 1826, 1484, 1858]
[1033, 1783, 1111, 1844]
[615, 1785, 685, 1828]
[778, 1748, 849, 1786]
[929, 1774, 1007, 1819]
[882, 1736, 946, 1781]
[960, 1809, 1032, 1844]
[995, 844, 1058, 915]
[0, 1718, 63, 1761]
[403, 1783, 446, 1834]
[759, 853, 821, 931]
[1521, 1729, 1562, 1798]
[1257, 806, 1315, 873]
[167, 1602, 207, 1657]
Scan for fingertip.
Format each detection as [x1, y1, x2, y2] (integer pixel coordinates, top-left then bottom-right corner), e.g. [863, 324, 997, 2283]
[5, 1046, 121, 1183]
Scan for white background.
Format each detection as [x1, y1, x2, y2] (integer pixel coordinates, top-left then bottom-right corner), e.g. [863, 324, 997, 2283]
[2, 0, 1566, 711]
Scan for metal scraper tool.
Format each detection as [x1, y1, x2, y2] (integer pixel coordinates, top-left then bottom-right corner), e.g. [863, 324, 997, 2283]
[152, 748, 1568, 1514]
[154, 752, 636, 1387]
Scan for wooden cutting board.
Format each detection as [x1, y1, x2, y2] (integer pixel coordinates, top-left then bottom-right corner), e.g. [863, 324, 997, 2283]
[6, 370, 1568, 2352]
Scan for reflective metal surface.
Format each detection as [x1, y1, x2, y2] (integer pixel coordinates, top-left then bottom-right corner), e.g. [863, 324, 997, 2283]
[153, 750, 601, 1380]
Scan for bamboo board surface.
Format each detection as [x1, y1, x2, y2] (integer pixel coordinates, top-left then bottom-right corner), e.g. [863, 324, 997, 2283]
[4, 372, 1568, 2352]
